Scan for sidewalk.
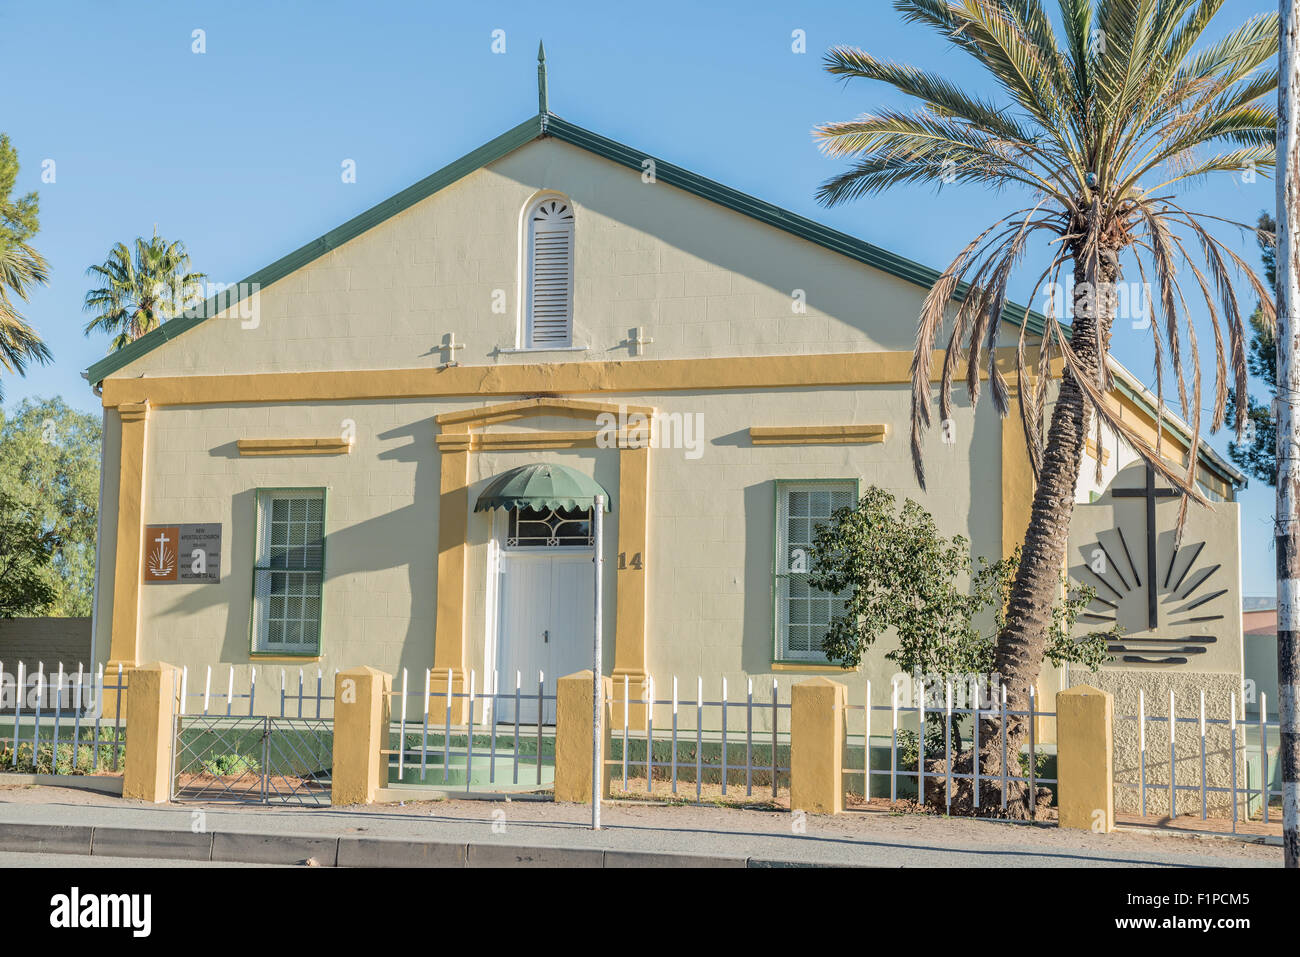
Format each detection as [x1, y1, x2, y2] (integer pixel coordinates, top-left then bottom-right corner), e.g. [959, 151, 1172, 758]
[0, 783, 1282, 867]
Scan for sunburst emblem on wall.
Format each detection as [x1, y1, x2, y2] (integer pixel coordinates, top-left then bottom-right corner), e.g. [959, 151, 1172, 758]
[1074, 465, 1224, 666]
[148, 540, 176, 578]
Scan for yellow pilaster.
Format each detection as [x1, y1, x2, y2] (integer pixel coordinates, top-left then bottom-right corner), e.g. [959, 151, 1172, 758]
[121, 661, 179, 803]
[108, 401, 150, 668]
[332, 666, 392, 805]
[790, 677, 847, 815]
[612, 444, 650, 727]
[554, 670, 612, 803]
[1056, 684, 1114, 832]
[433, 446, 469, 723]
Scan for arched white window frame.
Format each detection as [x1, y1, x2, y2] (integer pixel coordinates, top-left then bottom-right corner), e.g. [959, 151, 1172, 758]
[519, 192, 576, 349]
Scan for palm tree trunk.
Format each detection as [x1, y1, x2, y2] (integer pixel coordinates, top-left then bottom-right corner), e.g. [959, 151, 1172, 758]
[975, 247, 1116, 817]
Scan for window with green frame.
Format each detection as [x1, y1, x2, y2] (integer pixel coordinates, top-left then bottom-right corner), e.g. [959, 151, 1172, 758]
[773, 480, 856, 662]
[251, 489, 325, 655]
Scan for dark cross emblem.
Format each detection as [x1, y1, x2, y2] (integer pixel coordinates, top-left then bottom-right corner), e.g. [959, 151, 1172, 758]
[1075, 464, 1226, 665]
[1112, 465, 1181, 630]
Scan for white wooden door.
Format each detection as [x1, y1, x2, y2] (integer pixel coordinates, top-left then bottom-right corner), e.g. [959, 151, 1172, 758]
[495, 552, 595, 726]
[497, 555, 552, 726]
[548, 555, 596, 681]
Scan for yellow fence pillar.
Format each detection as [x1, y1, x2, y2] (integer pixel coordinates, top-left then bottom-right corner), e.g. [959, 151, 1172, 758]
[1056, 684, 1114, 832]
[554, 670, 612, 803]
[790, 677, 847, 815]
[332, 666, 392, 806]
[122, 661, 179, 803]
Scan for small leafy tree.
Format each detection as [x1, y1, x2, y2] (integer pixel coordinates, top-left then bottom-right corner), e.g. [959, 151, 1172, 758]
[808, 486, 1115, 682]
[808, 487, 1114, 779]
[0, 490, 59, 618]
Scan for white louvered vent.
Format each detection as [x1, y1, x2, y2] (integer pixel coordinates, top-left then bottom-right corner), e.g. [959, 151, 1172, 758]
[525, 197, 575, 348]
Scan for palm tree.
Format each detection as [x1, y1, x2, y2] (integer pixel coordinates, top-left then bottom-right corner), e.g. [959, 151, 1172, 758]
[0, 134, 51, 401]
[815, 0, 1276, 814]
[0, 242, 51, 402]
[83, 233, 206, 352]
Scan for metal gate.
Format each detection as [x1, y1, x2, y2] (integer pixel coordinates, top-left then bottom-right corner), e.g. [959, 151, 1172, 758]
[172, 713, 332, 805]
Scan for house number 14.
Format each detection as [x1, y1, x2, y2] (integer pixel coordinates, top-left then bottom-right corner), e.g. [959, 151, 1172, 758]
[617, 552, 643, 570]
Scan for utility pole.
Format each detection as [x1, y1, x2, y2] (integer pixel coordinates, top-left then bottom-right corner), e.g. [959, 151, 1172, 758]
[592, 493, 605, 830]
[1276, 0, 1299, 870]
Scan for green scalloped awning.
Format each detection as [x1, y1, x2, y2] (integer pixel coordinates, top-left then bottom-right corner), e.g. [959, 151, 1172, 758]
[474, 463, 612, 513]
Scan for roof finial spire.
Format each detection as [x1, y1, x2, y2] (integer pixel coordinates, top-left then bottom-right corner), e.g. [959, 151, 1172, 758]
[537, 40, 549, 116]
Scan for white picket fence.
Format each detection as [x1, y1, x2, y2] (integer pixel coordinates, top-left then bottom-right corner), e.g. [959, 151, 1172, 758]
[0, 661, 128, 774]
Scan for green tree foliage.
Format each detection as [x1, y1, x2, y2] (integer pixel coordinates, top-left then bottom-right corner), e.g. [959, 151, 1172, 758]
[0, 134, 51, 401]
[806, 486, 1114, 679]
[1227, 212, 1278, 486]
[0, 490, 58, 617]
[0, 397, 101, 616]
[83, 232, 206, 352]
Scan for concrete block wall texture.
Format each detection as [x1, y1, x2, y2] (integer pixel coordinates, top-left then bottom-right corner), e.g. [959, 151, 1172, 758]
[0, 618, 92, 672]
[1066, 669, 1245, 817]
[89, 130, 1006, 697]
[101, 387, 996, 717]
[114, 139, 930, 381]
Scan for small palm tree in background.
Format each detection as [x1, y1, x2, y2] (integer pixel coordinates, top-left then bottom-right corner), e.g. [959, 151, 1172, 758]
[0, 133, 51, 401]
[83, 232, 205, 352]
[815, 0, 1276, 814]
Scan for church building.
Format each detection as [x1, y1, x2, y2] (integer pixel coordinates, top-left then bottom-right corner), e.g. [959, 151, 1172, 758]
[83, 69, 1247, 727]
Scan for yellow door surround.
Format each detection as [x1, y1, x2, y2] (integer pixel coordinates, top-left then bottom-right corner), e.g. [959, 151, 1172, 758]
[432, 397, 653, 720]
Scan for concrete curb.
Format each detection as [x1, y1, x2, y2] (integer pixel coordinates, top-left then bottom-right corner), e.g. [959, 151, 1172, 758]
[0, 822, 93, 855]
[92, 827, 213, 862]
[212, 831, 339, 866]
[0, 821, 829, 868]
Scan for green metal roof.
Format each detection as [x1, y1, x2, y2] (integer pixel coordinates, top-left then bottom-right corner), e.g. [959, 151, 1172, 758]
[474, 463, 612, 513]
[83, 110, 1048, 385]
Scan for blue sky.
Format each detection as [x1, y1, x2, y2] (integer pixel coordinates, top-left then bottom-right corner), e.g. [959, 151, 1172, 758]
[0, 0, 1280, 593]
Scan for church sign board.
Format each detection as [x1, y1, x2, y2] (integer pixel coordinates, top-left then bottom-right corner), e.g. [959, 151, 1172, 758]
[142, 524, 222, 584]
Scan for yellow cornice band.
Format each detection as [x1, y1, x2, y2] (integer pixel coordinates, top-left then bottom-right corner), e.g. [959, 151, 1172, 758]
[237, 437, 353, 456]
[100, 350, 1029, 409]
[750, 424, 887, 446]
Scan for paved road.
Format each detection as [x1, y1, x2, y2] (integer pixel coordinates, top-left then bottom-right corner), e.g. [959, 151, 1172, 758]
[0, 785, 1280, 867]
